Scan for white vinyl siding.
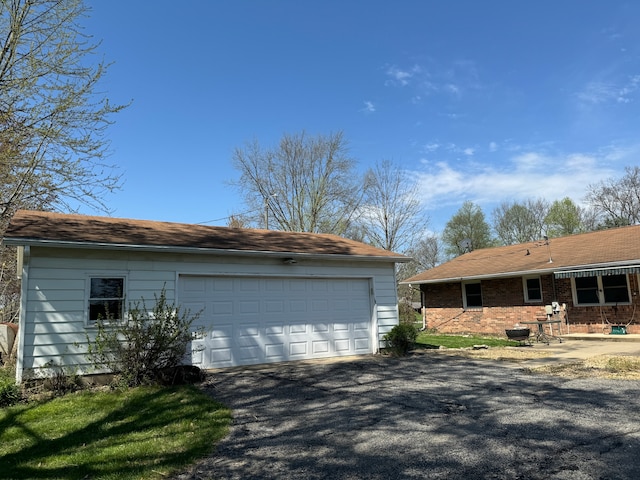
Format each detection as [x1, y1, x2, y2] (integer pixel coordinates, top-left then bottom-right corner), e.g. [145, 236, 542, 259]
[18, 246, 400, 380]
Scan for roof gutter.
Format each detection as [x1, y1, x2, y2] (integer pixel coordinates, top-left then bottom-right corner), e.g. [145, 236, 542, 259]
[401, 267, 559, 285]
[2, 237, 411, 263]
[402, 258, 640, 285]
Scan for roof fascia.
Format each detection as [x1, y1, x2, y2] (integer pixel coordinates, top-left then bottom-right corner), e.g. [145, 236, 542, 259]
[401, 267, 558, 285]
[2, 237, 410, 263]
[403, 258, 640, 285]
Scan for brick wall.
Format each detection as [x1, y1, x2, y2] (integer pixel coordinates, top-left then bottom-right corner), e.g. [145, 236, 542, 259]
[421, 274, 640, 335]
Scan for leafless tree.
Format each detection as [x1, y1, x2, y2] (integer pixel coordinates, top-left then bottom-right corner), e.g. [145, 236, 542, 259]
[231, 131, 363, 234]
[492, 199, 549, 245]
[585, 166, 640, 227]
[359, 160, 426, 252]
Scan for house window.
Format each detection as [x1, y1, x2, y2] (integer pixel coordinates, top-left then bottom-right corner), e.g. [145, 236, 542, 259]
[573, 274, 630, 305]
[463, 282, 482, 308]
[88, 277, 125, 323]
[523, 277, 542, 302]
[601, 275, 630, 303]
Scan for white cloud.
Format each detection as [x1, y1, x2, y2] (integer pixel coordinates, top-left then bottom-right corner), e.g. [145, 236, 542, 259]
[577, 75, 640, 106]
[385, 64, 420, 86]
[361, 101, 376, 113]
[412, 147, 630, 230]
[463, 148, 474, 156]
[489, 141, 498, 152]
[422, 143, 440, 153]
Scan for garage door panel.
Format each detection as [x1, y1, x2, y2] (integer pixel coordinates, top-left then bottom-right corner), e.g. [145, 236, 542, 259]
[265, 343, 285, 359]
[313, 322, 329, 333]
[290, 300, 307, 312]
[289, 342, 308, 356]
[312, 340, 330, 354]
[334, 339, 351, 352]
[179, 275, 372, 368]
[265, 323, 284, 335]
[354, 337, 370, 351]
[211, 348, 232, 363]
[210, 300, 233, 315]
[210, 324, 233, 338]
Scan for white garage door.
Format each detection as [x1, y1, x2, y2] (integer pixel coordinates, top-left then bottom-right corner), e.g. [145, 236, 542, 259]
[178, 275, 373, 368]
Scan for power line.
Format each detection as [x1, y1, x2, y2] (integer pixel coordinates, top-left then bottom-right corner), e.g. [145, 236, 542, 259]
[195, 207, 262, 225]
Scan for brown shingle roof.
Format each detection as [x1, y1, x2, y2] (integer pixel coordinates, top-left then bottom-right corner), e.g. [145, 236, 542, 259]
[3, 210, 408, 261]
[404, 225, 640, 283]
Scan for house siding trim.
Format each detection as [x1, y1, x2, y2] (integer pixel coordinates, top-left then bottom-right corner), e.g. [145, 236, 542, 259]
[15, 246, 30, 384]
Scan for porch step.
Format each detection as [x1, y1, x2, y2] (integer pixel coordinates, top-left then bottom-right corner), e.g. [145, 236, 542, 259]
[561, 333, 640, 342]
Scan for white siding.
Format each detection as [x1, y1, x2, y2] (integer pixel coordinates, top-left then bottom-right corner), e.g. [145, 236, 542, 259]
[18, 246, 400, 380]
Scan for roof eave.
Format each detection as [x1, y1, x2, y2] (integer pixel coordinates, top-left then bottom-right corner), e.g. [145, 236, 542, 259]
[402, 258, 640, 285]
[401, 266, 559, 285]
[2, 237, 410, 263]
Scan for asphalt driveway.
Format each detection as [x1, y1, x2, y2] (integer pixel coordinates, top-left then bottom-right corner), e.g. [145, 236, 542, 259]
[174, 352, 640, 480]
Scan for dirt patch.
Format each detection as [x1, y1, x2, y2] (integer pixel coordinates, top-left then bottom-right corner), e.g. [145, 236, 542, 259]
[420, 346, 640, 379]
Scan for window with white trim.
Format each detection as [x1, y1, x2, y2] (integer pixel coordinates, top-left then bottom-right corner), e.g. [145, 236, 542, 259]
[572, 274, 630, 305]
[463, 282, 482, 308]
[523, 276, 542, 302]
[87, 277, 125, 324]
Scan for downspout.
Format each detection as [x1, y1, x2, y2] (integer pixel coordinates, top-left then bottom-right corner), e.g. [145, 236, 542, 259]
[15, 245, 29, 384]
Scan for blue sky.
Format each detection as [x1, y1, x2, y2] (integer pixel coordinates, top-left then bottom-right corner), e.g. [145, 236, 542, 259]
[83, 1, 640, 234]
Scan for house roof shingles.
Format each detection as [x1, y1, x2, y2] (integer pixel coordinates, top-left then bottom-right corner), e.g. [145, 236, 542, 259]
[3, 210, 408, 262]
[404, 225, 640, 284]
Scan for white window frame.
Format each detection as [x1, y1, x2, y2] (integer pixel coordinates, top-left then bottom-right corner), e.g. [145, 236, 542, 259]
[522, 276, 543, 303]
[85, 274, 128, 326]
[462, 281, 483, 309]
[571, 274, 632, 306]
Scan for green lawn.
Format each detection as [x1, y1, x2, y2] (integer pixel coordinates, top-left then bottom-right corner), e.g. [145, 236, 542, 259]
[416, 332, 518, 349]
[0, 385, 231, 480]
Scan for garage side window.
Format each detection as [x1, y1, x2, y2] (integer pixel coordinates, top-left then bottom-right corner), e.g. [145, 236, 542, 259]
[463, 282, 482, 309]
[88, 277, 125, 323]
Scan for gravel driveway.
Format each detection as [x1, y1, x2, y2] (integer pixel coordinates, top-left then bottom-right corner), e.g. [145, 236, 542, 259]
[174, 353, 640, 479]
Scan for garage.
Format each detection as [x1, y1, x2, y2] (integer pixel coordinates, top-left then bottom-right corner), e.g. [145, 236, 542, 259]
[179, 275, 373, 369]
[5, 210, 407, 382]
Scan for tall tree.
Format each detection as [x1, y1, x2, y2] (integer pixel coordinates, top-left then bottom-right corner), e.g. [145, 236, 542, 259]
[359, 160, 425, 252]
[585, 166, 640, 227]
[0, 0, 127, 226]
[442, 201, 493, 257]
[0, 0, 126, 327]
[544, 197, 586, 237]
[493, 199, 548, 245]
[231, 130, 362, 234]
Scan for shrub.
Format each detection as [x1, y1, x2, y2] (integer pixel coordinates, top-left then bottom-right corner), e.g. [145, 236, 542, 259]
[384, 323, 418, 356]
[0, 368, 21, 407]
[86, 287, 203, 387]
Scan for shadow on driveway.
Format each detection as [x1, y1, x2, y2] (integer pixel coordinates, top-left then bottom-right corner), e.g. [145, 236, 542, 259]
[174, 353, 640, 480]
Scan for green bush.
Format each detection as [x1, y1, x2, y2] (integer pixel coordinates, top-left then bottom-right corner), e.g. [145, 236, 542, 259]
[0, 368, 21, 407]
[384, 323, 419, 356]
[86, 287, 203, 387]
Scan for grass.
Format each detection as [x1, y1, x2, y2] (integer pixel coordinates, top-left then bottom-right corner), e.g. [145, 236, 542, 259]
[416, 332, 518, 349]
[0, 385, 232, 480]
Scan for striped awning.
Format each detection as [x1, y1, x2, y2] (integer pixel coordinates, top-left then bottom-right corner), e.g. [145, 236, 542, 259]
[554, 265, 640, 279]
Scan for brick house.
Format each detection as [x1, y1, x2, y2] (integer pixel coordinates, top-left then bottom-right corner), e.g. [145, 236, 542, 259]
[402, 226, 640, 335]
